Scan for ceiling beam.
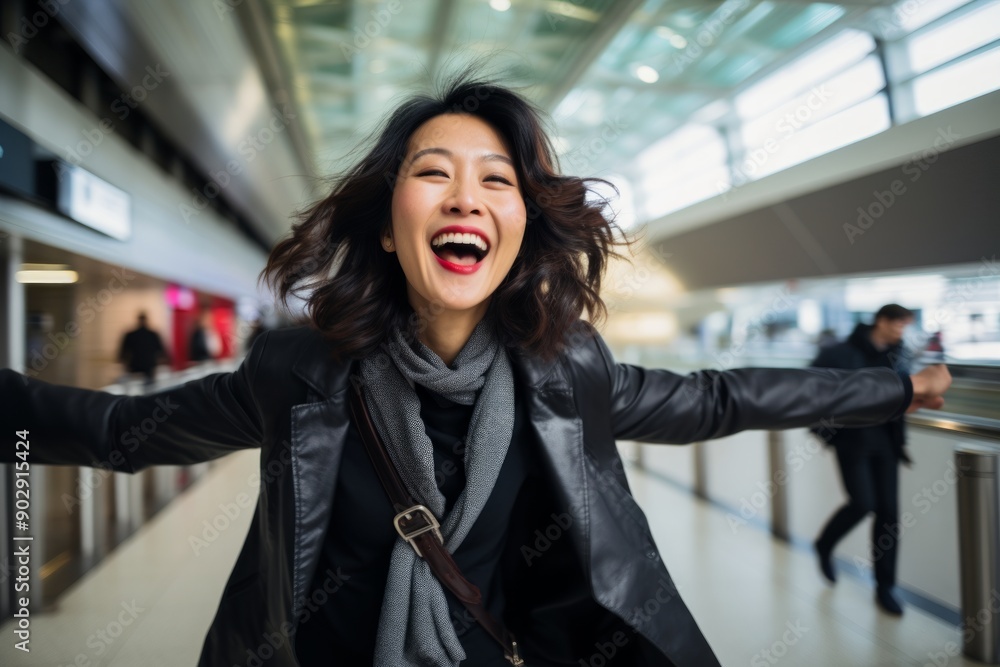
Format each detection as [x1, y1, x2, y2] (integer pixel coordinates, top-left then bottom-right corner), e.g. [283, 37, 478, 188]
[237, 0, 319, 185]
[540, 0, 647, 111]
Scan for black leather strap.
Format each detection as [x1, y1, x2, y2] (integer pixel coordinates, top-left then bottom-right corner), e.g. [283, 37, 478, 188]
[347, 380, 524, 665]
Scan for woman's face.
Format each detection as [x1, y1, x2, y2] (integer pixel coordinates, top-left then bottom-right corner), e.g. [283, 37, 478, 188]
[387, 113, 526, 320]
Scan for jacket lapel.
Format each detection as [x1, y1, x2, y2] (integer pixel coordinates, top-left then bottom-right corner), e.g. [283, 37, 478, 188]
[509, 347, 593, 584]
[287, 335, 355, 621]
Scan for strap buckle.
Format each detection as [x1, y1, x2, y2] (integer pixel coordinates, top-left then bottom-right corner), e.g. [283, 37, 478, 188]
[393, 505, 443, 558]
[506, 639, 524, 666]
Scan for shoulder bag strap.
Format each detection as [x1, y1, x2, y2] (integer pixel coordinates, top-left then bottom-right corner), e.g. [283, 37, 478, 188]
[347, 381, 524, 666]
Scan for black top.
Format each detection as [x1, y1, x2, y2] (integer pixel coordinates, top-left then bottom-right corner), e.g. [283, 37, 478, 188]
[295, 378, 543, 665]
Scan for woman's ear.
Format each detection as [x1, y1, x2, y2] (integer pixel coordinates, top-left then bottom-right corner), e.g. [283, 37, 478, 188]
[383, 235, 394, 252]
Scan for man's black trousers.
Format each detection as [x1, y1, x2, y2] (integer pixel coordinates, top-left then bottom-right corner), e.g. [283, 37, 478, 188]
[816, 442, 900, 588]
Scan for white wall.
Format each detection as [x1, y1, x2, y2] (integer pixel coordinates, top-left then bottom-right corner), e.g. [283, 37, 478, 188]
[634, 425, 970, 611]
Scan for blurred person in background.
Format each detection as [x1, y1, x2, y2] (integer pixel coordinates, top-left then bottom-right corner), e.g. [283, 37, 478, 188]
[188, 309, 220, 364]
[924, 331, 945, 361]
[117, 311, 169, 387]
[817, 327, 838, 348]
[812, 303, 915, 616]
[1, 76, 951, 667]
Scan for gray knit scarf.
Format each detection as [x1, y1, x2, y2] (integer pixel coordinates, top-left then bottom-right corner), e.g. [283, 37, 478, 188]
[359, 315, 515, 666]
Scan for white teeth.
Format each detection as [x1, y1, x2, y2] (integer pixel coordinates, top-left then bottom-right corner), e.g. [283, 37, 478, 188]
[430, 232, 488, 253]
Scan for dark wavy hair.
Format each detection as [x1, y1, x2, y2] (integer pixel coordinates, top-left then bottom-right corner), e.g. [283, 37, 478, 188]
[262, 70, 635, 362]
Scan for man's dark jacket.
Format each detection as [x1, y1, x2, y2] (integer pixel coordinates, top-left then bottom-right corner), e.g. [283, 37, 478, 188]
[118, 325, 166, 373]
[810, 322, 911, 460]
[1, 320, 912, 666]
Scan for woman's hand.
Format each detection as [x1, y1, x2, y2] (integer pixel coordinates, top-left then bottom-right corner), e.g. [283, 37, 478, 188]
[907, 364, 952, 413]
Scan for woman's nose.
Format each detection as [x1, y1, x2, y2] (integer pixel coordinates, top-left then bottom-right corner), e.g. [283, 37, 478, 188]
[443, 178, 482, 216]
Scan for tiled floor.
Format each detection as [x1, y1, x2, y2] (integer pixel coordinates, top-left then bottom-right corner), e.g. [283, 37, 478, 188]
[623, 469, 987, 667]
[0, 450, 987, 666]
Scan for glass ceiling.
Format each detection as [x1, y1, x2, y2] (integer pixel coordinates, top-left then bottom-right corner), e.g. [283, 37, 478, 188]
[258, 0, 989, 187]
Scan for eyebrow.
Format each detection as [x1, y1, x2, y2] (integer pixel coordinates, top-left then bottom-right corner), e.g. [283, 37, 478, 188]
[407, 147, 513, 167]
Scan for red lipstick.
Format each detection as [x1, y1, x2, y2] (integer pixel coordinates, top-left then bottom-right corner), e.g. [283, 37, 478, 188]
[434, 256, 482, 274]
[430, 225, 489, 275]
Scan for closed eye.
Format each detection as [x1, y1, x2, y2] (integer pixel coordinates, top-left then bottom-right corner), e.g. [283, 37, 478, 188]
[486, 174, 514, 185]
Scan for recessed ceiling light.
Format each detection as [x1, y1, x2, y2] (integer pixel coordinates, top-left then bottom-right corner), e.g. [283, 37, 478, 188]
[636, 65, 659, 84]
[490, 0, 511, 11]
[670, 34, 687, 49]
[16, 264, 79, 284]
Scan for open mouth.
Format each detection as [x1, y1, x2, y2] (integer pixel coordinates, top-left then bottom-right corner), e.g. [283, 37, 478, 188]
[430, 231, 489, 267]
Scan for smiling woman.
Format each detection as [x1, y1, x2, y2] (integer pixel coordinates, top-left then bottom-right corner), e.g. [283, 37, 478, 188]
[262, 72, 628, 366]
[0, 69, 951, 667]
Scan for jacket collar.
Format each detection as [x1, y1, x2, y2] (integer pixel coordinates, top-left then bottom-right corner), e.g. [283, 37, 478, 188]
[291, 327, 565, 399]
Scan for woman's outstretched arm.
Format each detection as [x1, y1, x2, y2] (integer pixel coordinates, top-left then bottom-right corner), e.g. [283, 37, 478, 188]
[591, 332, 949, 445]
[1, 331, 270, 472]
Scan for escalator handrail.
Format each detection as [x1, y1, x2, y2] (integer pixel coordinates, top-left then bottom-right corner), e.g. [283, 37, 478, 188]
[906, 410, 1000, 441]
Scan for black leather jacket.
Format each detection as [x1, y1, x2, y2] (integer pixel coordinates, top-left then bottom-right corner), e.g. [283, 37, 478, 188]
[1, 320, 912, 666]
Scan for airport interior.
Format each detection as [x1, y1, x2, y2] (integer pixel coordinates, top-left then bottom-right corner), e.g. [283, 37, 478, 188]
[0, 0, 999, 665]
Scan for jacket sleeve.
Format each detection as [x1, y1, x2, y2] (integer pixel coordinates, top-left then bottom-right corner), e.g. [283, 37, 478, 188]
[1, 331, 270, 473]
[592, 333, 913, 445]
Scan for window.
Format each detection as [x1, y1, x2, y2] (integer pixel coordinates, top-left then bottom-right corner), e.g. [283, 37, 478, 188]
[896, 0, 1000, 119]
[913, 47, 1000, 115]
[733, 29, 889, 180]
[734, 30, 875, 118]
[755, 94, 890, 178]
[634, 124, 729, 220]
[739, 54, 885, 153]
[904, 0, 1000, 74]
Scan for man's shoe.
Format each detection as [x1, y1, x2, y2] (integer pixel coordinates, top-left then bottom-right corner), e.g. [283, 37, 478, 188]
[876, 587, 904, 616]
[814, 541, 836, 584]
